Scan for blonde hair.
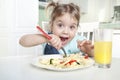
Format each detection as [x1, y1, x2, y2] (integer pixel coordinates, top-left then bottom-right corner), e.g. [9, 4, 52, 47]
[46, 1, 80, 31]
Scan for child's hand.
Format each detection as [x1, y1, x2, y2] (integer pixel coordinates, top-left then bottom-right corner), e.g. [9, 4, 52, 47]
[77, 40, 94, 57]
[48, 34, 62, 50]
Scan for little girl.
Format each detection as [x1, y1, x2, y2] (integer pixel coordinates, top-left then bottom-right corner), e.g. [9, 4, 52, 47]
[19, 2, 94, 56]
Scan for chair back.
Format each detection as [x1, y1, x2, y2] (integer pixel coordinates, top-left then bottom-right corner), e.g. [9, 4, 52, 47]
[77, 22, 99, 42]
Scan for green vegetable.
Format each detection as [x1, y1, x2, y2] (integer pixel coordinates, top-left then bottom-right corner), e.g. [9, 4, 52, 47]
[76, 62, 80, 65]
[50, 58, 54, 64]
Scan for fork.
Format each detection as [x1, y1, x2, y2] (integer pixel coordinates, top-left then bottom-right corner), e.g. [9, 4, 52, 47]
[36, 26, 67, 57]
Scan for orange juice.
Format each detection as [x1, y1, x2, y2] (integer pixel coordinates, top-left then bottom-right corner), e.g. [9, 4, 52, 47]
[94, 41, 112, 64]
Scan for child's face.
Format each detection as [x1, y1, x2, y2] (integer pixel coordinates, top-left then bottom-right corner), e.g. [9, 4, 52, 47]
[52, 13, 78, 46]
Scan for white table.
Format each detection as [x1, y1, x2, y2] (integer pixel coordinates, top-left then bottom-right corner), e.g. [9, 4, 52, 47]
[0, 56, 120, 80]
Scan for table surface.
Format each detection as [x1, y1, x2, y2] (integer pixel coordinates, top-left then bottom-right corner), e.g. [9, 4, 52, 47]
[0, 56, 120, 80]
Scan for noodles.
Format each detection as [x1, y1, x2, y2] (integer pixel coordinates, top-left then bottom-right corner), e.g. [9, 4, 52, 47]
[39, 53, 92, 69]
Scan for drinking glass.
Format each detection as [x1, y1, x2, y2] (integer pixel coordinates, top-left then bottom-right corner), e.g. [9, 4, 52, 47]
[94, 28, 113, 68]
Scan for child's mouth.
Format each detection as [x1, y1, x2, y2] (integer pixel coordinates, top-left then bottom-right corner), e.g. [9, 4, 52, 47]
[60, 37, 69, 45]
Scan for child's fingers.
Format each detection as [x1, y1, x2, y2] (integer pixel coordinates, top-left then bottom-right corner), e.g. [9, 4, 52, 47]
[54, 41, 62, 50]
[81, 40, 92, 46]
[77, 40, 88, 46]
[77, 39, 94, 51]
[79, 46, 87, 53]
[91, 45, 94, 49]
[49, 37, 62, 50]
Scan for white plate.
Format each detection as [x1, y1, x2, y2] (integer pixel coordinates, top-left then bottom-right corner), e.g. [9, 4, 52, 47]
[31, 54, 94, 71]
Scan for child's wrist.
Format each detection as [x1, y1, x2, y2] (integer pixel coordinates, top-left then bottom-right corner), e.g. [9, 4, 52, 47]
[87, 50, 94, 57]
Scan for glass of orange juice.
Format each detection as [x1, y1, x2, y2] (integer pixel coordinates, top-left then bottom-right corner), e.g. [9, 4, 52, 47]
[94, 28, 113, 68]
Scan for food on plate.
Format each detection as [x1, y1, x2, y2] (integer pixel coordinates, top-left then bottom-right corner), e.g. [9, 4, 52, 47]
[39, 53, 93, 69]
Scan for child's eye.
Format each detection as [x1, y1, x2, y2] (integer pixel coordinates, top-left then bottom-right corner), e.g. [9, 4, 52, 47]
[58, 23, 63, 28]
[70, 26, 76, 29]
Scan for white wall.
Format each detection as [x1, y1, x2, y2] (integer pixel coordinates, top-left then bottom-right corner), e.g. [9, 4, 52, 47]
[54, 0, 115, 23]
[112, 31, 120, 58]
[80, 0, 114, 23]
[0, 0, 40, 57]
[115, 0, 120, 5]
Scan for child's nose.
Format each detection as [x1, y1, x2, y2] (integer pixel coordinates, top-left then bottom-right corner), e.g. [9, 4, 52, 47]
[63, 27, 69, 33]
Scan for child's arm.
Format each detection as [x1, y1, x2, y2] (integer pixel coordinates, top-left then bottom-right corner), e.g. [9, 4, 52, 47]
[19, 34, 48, 47]
[19, 34, 62, 49]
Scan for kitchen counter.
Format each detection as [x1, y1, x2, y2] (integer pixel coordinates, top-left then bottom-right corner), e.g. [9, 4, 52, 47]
[0, 56, 120, 80]
[99, 23, 120, 29]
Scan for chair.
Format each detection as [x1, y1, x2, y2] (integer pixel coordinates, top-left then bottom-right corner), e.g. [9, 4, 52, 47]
[77, 28, 94, 41]
[77, 22, 99, 41]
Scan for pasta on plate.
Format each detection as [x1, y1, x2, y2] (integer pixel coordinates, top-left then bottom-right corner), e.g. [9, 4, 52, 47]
[34, 53, 94, 71]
